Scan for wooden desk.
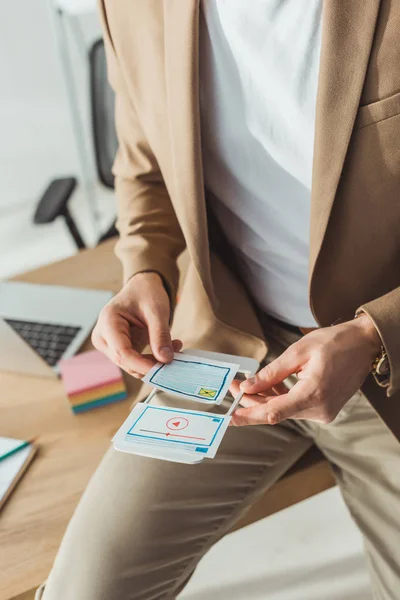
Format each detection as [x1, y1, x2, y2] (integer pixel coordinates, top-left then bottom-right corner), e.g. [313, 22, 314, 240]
[0, 240, 141, 600]
[0, 240, 335, 600]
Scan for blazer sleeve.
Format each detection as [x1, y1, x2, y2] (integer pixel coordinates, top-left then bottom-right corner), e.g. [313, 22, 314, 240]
[98, 0, 186, 305]
[358, 288, 400, 396]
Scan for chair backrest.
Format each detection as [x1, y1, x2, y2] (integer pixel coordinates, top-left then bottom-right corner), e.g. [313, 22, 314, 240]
[90, 38, 118, 189]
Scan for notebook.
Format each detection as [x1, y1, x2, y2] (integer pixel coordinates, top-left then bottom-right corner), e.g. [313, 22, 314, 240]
[0, 437, 37, 512]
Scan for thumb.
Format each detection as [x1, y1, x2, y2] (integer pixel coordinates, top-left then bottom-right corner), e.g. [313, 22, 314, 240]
[146, 309, 173, 363]
[240, 346, 301, 394]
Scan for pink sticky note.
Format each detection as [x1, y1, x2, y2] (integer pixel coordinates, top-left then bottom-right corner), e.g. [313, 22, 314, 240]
[59, 350, 123, 396]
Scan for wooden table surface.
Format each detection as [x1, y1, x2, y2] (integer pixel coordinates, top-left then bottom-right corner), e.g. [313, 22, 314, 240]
[0, 240, 140, 600]
[0, 239, 336, 599]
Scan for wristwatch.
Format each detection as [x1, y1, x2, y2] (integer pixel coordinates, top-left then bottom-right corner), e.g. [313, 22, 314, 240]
[372, 346, 390, 388]
[355, 312, 390, 388]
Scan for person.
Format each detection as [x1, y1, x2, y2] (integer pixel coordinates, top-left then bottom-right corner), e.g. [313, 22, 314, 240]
[37, 1, 400, 598]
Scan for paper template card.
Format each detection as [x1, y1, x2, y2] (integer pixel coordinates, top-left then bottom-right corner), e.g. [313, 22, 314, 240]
[113, 403, 231, 458]
[142, 353, 238, 404]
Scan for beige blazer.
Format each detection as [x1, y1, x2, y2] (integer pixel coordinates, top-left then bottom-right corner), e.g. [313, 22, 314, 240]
[99, 0, 400, 441]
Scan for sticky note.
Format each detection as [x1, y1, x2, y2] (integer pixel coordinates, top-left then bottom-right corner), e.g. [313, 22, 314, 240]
[59, 350, 127, 413]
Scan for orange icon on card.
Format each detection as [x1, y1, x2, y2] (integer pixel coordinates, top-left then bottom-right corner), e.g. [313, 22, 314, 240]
[166, 417, 189, 431]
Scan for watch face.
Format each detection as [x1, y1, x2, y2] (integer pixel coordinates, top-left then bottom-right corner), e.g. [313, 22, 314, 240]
[376, 355, 390, 376]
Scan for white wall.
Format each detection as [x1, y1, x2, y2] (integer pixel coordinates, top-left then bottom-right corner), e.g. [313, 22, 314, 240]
[1, 0, 78, 209]
[0, 1, 114, 277]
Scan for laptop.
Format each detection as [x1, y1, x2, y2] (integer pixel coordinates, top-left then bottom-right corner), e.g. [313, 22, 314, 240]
[0, 282, 113, 378]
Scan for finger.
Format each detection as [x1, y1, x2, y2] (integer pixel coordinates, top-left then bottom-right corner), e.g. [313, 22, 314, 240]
[238, 393, 272, 408]
[93, 327, 128, 364]
[127, 371, 142, 379]
[272, 382, 289, 395]
[230, 378, 278, 398]
[234, 381, 313, 426]
[172, 339, 183, 352]
[259, 385, 312, 424]
[229, 380, 278, 410]
[267, 379, 337, 424]
[102, 315, 155, 373]
[139, 340, 182, 359]
[105, 345, 155, 376]
[145, 310, 173, 363]
[131, 341, 181, 376]
[91, 331, 107, 353]
[240, 348, 301, 394]
[230, 395, 277, 426]
[128, 338, 181, 368]
[229, 379, 243, 398]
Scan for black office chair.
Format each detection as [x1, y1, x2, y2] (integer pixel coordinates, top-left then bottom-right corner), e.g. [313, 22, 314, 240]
[34, 38, 118, 249]
[90, 39, 118, 191]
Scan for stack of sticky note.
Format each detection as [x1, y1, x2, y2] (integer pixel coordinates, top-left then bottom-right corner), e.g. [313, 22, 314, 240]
[59, 350, 127, 414]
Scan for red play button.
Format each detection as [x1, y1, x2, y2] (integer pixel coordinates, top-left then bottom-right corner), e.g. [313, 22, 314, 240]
[166, 417, 189, 431]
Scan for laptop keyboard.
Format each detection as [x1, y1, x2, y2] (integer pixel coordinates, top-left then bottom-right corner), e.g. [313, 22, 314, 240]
[5, 319, 81, 367]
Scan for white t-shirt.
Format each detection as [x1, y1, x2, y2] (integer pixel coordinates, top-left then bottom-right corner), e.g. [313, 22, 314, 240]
[200, 0, 323, 327]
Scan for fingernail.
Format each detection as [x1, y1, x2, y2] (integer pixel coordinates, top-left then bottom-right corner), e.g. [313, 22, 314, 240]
[241, 377, 255, 390]
[160, 346, 173, 361]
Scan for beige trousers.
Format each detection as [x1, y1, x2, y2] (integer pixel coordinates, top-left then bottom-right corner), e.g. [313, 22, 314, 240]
[36, 323, 400, 600]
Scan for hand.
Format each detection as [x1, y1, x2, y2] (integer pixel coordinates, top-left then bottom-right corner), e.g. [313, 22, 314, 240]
[92, 272, 182, 377]
[231, 315, 381, 426]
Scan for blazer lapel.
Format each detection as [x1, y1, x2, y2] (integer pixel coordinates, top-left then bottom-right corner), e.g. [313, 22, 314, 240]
[163, 0, 216, 305]
[163, 1, 381, 323]
[309, 0, 381, 315]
